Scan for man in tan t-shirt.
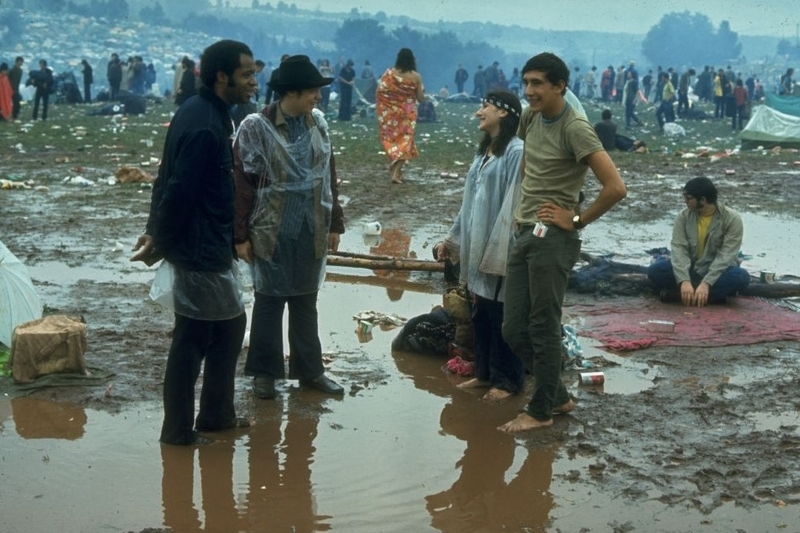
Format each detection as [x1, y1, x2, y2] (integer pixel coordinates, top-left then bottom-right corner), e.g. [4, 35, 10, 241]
[499, 52, 627, 434]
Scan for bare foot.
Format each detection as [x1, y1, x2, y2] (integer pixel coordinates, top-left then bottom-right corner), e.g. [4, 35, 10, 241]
[553, 399, 575, 415]
[482, 388, 513, 401]
[457, 377, 490, 389]
[390, 161, 404, 183]
[497, 412, 552, 434]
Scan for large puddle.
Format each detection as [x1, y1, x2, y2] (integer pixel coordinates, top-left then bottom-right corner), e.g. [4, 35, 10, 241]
[3, 216, 799, 531]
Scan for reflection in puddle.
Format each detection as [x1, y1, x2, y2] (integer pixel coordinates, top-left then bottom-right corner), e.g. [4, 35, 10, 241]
[28, 259, 154, 285]
[9, 397, 87, 440]
[1, 217, 788, 532]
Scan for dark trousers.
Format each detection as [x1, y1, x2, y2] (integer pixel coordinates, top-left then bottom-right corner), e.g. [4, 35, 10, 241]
[83, 81, 91, 103]
[677, 90, 689, 115]
[244, 291, 324, 381]
[33, 89, 49, 120]
[12, 92, 21, 120]
[160, 312, 246, 445]
[625, 102, 642, 127]
[110, 81, 120, 100]
[656, 100, 675, 128]
[647, 259, 751, 303]
[732, 105, 746, 130]
[714, 96, 725, 118]
[502, 226, 580, 421]
[472, 295, 525, 394]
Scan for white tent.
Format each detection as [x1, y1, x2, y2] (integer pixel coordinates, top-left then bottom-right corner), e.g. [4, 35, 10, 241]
[740, 103, 800, 150]
[0, 241, 43, 348]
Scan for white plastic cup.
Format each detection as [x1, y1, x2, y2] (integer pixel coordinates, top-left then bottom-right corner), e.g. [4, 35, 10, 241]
[364, 221, 382, 235]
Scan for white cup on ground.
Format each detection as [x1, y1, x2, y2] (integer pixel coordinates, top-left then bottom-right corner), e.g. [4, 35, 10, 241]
[364, 221, 382, 235]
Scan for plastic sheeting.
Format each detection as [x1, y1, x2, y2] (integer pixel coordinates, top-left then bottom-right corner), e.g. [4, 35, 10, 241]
[765, 93, 800, 118]
[0, 241, 43, 348]
[740, 103, 800, 149]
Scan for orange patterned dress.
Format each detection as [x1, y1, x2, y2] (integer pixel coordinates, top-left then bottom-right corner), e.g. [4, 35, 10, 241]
[376, 68, 420, 164]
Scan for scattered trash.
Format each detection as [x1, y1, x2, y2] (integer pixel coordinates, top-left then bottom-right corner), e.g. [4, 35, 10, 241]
[439, 172, 459, 179]
[0, 179, 31, 190]
[641, 320, 675, 333]
[709, 150, 732, 163]
[62, 176, 95, 187]
[444, 355, 474, 376]
[580, 372, 605, 385]
[760, 271, 776, 284]
[363, 221, 382, 236]
[663, 122, 686, 137]
[352, 310, 405, 327]
[356, 320, 373, 335]
[115, 166, 155, 184]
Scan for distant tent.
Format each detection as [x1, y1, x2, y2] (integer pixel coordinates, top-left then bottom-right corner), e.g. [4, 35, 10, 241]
[354, 77, 377, 104]
[764, 93, 800, 117]
[740, 95, 800, 150]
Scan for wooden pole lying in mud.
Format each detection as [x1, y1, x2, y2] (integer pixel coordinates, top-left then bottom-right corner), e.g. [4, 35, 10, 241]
[327, 251, 800, 298]
[327, 251, 444, 272]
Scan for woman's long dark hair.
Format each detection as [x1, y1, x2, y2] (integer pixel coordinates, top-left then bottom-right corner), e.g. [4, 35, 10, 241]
[394, 48, 416, 72]
[477, 93, 520, 157]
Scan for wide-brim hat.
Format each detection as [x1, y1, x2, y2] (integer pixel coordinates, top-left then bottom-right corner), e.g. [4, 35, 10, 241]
[268, 54, 333, 91]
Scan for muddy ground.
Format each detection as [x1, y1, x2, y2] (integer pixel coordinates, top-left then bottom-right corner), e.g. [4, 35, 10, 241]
[2, 133, 800, 531]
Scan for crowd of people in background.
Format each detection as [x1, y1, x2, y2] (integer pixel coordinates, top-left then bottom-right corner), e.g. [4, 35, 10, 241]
[2, 46, 795, 133]
[562, 61, 780, 133]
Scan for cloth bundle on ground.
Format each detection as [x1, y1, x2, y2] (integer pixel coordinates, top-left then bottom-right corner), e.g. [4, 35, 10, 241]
[663, 122, 686, 137]
[391, 307, 455, 355]
[392, 287, 473, 356]
[115, 166, 155, 184]
[9, 315, 87, 383]
[417, 99, 437, 122]
[569, 256, 651, 296]
[573, 296, 800, 351]
[87, 91, 146, 116]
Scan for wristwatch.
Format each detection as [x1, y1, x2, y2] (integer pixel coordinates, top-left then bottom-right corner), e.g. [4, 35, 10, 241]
[572, 214, 585, 230]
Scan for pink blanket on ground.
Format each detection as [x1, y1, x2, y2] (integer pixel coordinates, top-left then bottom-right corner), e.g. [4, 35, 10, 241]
[571, 297, 800, 351]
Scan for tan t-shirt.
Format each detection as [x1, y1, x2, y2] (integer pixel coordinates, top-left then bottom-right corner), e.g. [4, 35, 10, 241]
[514, 104, 603, 225]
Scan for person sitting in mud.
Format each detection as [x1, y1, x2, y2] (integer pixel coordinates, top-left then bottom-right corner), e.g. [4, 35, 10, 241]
[648, 176, 750, 307]
[593, 109, 647, 153]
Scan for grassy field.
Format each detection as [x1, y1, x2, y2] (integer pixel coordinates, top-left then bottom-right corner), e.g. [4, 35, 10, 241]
[0, 95, 764, 183]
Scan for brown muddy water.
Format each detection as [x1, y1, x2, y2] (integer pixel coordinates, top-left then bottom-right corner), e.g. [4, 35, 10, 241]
[3, 219, 800, 533]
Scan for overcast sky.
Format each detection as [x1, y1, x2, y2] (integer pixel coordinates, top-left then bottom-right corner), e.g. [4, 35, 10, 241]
[237, 0, 800, 38]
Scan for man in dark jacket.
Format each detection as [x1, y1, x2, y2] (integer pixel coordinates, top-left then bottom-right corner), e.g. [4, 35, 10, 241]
[107, 53, 122, 100]
[80, 59, 93, 103]
[30, 59, 53, 121]
[9, 56, 23, 120]
[130, 39, 258, 446]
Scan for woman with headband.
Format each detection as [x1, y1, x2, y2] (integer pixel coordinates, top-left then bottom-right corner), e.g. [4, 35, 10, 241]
[434, 89, 525, 402]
